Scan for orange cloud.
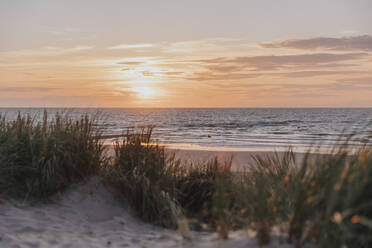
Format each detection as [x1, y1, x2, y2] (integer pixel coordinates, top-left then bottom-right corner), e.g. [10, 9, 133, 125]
[260, 35, 372, 51]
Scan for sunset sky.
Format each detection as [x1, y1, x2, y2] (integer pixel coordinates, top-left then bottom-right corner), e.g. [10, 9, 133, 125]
[1, 0, 372, 108]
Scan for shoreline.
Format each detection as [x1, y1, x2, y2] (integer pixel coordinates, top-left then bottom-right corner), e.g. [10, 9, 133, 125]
[105, 139, 363, 153]
[167, 148, 307, 170]
[106, 144, 310, 170]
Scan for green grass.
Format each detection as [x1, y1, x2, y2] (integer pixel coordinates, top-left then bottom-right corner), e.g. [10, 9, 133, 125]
[0, 111, 106, 201]
[0, 112, 371, 247]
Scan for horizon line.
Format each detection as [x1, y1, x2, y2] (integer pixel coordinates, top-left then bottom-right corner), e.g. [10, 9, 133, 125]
[1, 107, 372, 109]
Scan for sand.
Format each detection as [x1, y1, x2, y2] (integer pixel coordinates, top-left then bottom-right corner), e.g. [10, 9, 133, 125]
[170, 149, 307, 170]
[107, 144, 308, 170]
[0, 150, 311, 248]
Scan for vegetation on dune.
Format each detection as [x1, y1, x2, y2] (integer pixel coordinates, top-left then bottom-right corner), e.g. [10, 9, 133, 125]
[0, 112, 371, 247]
[287, 147, 372, 248]
[0, 111, 106, 201]
[104, 128, 372, 247]
[104, 128, 236, 229]
[103, 129, 180, 227]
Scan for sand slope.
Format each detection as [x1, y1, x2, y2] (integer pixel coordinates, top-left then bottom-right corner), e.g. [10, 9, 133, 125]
[0, 177, 299, 248]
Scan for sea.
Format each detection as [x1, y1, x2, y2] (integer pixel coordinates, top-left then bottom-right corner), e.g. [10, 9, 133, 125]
[1, 108, 371, 152]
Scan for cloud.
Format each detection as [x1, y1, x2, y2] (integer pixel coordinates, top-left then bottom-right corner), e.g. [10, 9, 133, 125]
[161, 38, 243, 54]
[198, 53, 368, 71]
[141, 71, 154, 76]
[185, 52, 370, 81]
[0, 45, 96, 61]
[231, 53, 366, 70]
[273, 70, 365, 78]
[187, 72, 262, 81]
[43, 46, 95, 52]
[204, 65, 243, 73]
[72, 46, 96, 51]
[259, 35, 372, 51]
[117, 61, 143, 71]
[162, 71, 184, 75]
[187, 70, 366, 81]
[116, 61, 144, 65]
[107, 43, 155, 50]
[0, 87, 57, 92]
[336, 77, 372, 89]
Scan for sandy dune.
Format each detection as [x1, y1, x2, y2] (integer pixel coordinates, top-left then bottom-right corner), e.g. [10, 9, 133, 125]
[0, 176, 302, 248]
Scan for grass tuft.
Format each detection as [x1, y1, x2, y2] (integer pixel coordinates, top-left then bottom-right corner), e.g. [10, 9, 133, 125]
[104, 128, 236, 230]
[0, 111, 106, 201]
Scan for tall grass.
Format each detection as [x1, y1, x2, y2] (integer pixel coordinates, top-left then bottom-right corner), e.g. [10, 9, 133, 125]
[228, 145, 372, 247]
[234, 150, 297, 245]
[105, 128, 372, 247]
[104, 128, 236, 230]
[286, 147, 372, 247]
[104, 128, 180, 227]
[0, 111, 106, 201]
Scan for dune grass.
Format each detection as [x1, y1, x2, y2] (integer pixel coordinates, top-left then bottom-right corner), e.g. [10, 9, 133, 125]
[0, 112, 371, 247]
[0, 111, 106, 201]
[286, 147, 372, 248]
[105, 128, 372, 247]
[103, 128, 236, 229]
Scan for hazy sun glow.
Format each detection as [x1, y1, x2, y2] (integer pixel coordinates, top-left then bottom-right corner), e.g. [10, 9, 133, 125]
[1, 1, 371, 107]
[131, 86, 158, 99]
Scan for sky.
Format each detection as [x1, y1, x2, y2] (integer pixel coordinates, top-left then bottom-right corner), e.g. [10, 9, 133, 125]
[1, 0, 372, 108]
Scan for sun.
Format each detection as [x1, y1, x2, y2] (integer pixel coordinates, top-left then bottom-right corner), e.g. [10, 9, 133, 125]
[131, 86, 157, 99]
